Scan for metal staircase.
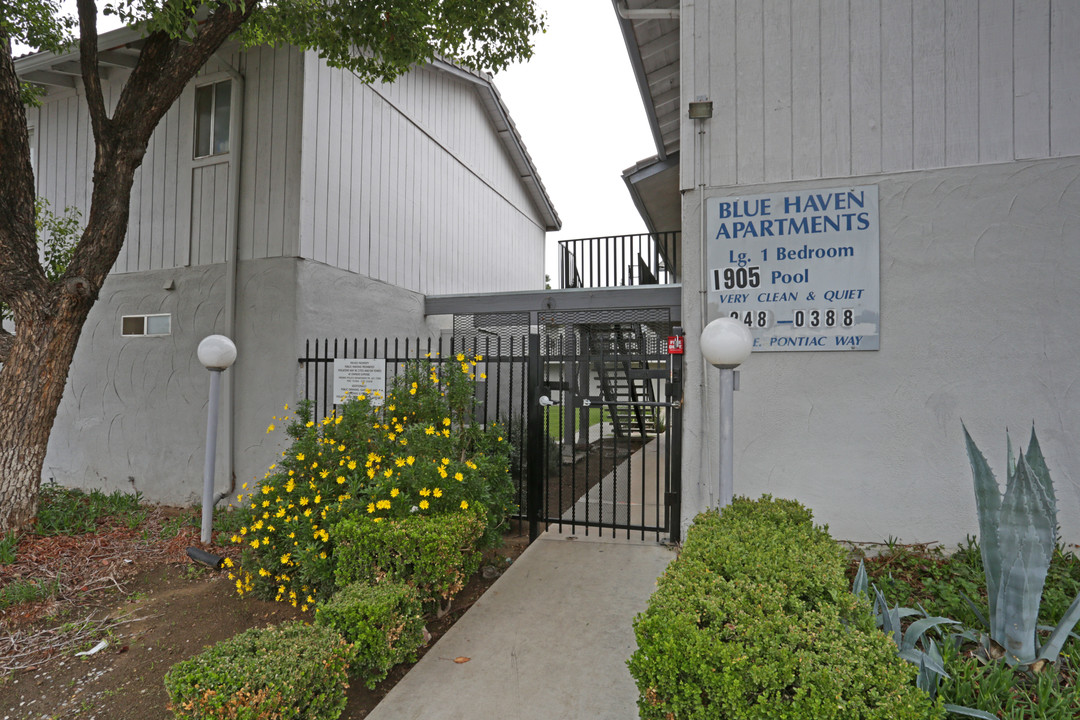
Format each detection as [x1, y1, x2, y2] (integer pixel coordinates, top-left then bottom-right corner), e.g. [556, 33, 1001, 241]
[584, 324, 664, 438]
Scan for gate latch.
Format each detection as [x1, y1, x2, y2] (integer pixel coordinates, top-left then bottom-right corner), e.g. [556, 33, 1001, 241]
[539, 395, 559, 407]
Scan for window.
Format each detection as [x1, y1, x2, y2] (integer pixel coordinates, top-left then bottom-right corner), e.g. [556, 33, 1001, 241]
[122, 314, 171, 337]
[194, 80, 231, 158]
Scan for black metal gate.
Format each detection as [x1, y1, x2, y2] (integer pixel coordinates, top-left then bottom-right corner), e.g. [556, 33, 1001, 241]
[300, 311, 683, 544]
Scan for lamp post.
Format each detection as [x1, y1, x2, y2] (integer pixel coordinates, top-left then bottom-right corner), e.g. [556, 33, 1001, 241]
[699, 318, 753, 508]
[197, 334, 237, 544]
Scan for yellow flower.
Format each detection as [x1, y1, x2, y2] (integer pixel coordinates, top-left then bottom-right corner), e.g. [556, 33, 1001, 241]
[376, 499, 391, 510]
[222, 557, 234, 567]
[250, 539, 260, 549]
[419, 499, 429, 510]
[426, 426, 436, 435]
[266, 423, 275, 433]
[456, 353, 465, 362]
[314, 494, 321, 504]
[466, 460, 477, 470]
[443, 417, 451, 426]
[306, 420, 315, 428]
[384, 469, 393, 478]
[454, 472, 464, 482]
[299, 497, 309, 506]
[367, 503, 375, 513]
[296, 453, 305, 461]
[390, 488, 400, 498]
[395, 457, 406, 467]
[460, 500, 469, 510]
[419, 487, 431, 497]
[367, 468, 376, 479]
[336, 476, 345, 484]
[442, 458, 450, 465]
[407, 456, 415, 466]
[433, 488, 443, 498]
[348, 460, 357, 470]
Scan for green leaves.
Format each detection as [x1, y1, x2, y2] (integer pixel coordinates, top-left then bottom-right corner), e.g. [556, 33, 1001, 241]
[238, 0, 545, 83]
[1, 0, 74, 52]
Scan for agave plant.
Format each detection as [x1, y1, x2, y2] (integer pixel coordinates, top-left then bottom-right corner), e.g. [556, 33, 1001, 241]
[853, 561, 997, 719]
[963, 424, 1080, 669]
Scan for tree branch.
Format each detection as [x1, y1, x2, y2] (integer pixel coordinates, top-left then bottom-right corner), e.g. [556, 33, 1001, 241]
[76, 0, 110, 139]
[0, 327, 11, 364]
[111, 1, 258, 149]
[0, 29, 47, 304]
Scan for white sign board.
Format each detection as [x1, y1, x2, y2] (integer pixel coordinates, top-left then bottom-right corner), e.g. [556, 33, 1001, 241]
[706, 185, 880, 351]
[333, 359, 386, 406]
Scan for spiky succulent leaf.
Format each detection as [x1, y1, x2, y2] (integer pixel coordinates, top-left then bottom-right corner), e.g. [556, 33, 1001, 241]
[963, 424, 1002, 631]
[995, 455, 1055, 663]
[852, 560, 868, 596]
[1023, 427, 1056, 529]
[1037, 590, 1080, 664]
[943, 704, 1002, 720]
[899, 647, 949, 678]
[901, 616, 960, 653]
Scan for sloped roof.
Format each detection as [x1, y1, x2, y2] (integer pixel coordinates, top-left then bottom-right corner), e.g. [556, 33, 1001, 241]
[15, 27, 560, 232]
[611, 0, 681, 234]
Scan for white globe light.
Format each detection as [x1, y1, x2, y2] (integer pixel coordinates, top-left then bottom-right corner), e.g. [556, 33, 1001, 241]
[197, 334, 237, 370]
[700, 318, 753, 368]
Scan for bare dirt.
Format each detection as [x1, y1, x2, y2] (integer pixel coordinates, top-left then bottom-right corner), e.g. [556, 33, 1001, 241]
[0, 508, 529, 720]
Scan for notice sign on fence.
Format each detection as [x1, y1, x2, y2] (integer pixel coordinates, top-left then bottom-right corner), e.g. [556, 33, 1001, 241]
[706, 185, 880, 352]
[333, 359, 386, 406]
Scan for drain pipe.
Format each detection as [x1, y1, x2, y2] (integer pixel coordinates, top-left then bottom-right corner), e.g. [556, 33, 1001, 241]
[212, 53, 244, 507]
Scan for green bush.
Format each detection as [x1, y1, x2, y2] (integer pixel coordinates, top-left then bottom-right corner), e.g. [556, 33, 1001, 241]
[164, 621, 349, 720]
[333, 509, 486, 613]
[629, 496, 943, 720]
[315, 580, 426, 688]
[230, 356, 513, 609]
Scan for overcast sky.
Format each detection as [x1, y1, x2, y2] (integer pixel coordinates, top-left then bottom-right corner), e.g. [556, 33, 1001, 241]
[494, 0, 656, 246]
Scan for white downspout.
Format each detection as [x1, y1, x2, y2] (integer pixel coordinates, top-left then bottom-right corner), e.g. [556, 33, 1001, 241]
[213, 53, 244, 505]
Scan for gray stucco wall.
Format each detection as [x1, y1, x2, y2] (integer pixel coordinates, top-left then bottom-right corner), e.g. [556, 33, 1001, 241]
[679, 156, 1080, 546]
[45, 257, 438, 506]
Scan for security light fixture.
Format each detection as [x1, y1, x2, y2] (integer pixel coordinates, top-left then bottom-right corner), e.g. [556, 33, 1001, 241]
[688, 101, 713, 119]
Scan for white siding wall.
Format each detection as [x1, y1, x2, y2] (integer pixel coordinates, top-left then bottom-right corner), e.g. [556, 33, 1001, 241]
[682, 0, 1080, 190]
[298, 54, 546, 295]
[29, 44, 305, 273]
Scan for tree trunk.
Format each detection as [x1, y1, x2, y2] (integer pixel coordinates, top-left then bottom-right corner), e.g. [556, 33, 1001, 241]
[0, 301, 91, 532]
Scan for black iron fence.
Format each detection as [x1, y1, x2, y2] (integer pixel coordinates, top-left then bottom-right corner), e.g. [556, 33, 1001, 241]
[298, 326, 682, 543]
[558, 231, 679, 288]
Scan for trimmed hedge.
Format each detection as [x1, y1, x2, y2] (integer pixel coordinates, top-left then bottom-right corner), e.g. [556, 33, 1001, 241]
[316, 580, 427, 689]
[628, 496, 944, 720]
[333, 508, 486, 611]
[164, 621, 350, 720]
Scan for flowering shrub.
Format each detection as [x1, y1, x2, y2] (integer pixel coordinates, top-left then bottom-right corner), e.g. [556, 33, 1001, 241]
[229, 355, 514, 610]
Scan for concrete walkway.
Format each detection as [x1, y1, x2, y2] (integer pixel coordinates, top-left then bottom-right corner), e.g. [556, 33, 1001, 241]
[364, 438, 675, 719]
